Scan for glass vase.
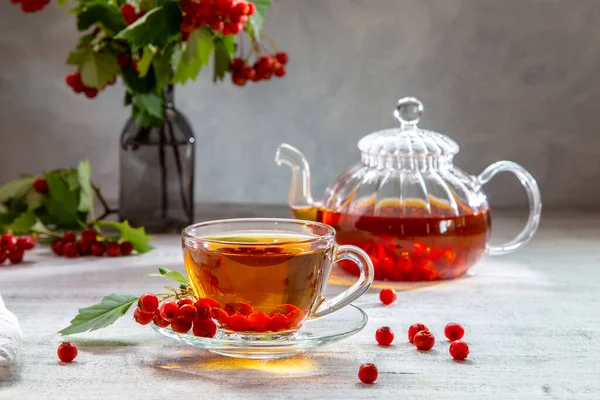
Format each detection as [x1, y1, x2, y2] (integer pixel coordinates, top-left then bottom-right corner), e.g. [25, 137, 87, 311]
[119, 85, 195, 233]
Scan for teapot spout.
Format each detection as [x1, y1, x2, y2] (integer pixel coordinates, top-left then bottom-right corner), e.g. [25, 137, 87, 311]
[275, 143, 317, 213]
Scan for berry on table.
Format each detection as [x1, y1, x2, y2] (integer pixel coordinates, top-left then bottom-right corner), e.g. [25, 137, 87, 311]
[57, 342, 78, 363]
[76, 241, 91, 256]
[81, 228, 97, 244]
[62, 232, 76, 243]
[133, 307, 154, 325]
[0, 252, 6, 264]
[449, 340, 470, 361]
[105, 242, 121, 257]
[138, 293, 159, 313]
[52, 240, 64, 256]
[62, 242, 78, 258]
[192, 318, 217, 338]
[358, 363, 378, 384]
[33, 177, 49, 194]
[8, 249, 24, 264]
[171, 318, 193, 334]
[159, 301, 179, 322]
[413, 330, 435, 351]
[375, 326, 394, 346]
[16, 236, 36, 251]
[120, 242, 134, 256]
[1, 234, 17, 251]
[178, 304, 198, 323]
[379, 288, 397, 305]
[444, 322, 465, 341]
[90, 242, 106, 256]
[408, 323, 429, 343]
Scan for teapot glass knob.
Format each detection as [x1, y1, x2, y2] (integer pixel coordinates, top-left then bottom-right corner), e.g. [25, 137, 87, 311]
[394, 97, 423, 128]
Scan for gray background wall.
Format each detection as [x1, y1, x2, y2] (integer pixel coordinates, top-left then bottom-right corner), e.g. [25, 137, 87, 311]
[1, 0, 599, 209]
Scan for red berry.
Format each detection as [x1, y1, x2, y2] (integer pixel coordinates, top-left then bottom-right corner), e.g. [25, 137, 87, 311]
[84, 88, 98, 99]
[117, 53, 132, 68]
[241, 66, 255, 80]
[192, 318, 217, 338]
[177, 298, 195, 307]
[16, 236, 35, 251]
[8, 249, 24, 264]
[194, 299, 212, 319]
[227, 314, 249, 331]
[449, 340, 470, 361]
[62, 242, 78, 258]
[62, 232, 76, 243]
[210, 307, 229, 325]
[90, 242, 106, 256]
[230, 57, 244, 71]
[246, 2, 256, 15]
[120, 241, 134, 256]
[274, 63, 286, 77]
[0, 234, 16, 250]
[408, 323, 428, 343]
[138, 293, 159, 313]
[133, 307, 154, 325]
[178, 304, 198, 323]
[413, 330, 435, 351]
[159, 301, 179, 322]
[33, 177, 49, 194]
[232, 74, 247, 86]
[444, 322, 465, 341]
[76, 241, 91, 256]
[152, 312, 171, 328]
[57, 342, 78, 363]
[275, 52, 288, 65]
[358, 363, 378, 384]
[209, 19, 224, 32]
[81, 228, 97, 244]
[171, 318, 192, 334]
[379, 288, 397, 305]
[120, 3, 135, 18]
[247, 311, 271, 332]
[233, 1, 249, 16]
[106, 242, 120, 257]
[375, 326, 394, 346]
[0, 252, 6, 265]
[52, 240, 64, 256]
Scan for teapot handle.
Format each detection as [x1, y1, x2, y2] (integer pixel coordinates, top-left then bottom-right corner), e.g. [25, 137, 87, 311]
[477, 161, 542, 255]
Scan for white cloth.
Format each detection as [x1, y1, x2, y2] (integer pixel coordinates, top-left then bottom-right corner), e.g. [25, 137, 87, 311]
[0, 294, 22, 366]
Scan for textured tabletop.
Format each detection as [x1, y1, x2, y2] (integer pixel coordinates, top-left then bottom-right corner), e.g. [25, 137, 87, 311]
[0, 208, 599, 399]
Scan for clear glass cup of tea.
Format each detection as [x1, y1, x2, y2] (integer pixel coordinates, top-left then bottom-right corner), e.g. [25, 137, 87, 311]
[182, 218, 374, 338]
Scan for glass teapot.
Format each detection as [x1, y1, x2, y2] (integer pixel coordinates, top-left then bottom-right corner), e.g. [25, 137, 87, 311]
[275, 97, 542, 281]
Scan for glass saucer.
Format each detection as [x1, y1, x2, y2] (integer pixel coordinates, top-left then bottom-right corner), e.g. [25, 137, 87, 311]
[150, 304, 367, 360]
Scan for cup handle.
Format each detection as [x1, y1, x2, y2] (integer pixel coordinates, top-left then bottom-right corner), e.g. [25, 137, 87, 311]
[477, 161, 542, 255]
[313, 245, 374, 318]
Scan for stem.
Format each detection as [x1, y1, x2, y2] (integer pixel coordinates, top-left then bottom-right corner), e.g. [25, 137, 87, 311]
[166, 119, 190, 218]
[158, 127, 168, 219]
[90, 184, 118, 226]
[262, 32, 278, 53]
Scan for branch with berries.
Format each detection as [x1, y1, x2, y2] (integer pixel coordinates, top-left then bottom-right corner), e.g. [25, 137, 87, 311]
[10, 0, 285, 128]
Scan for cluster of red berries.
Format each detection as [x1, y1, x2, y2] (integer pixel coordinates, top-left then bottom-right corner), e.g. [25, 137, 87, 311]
[10, 0, 49, 13]
[120, 3, 146, 26]
[57, 342, 78, 363]
[51, 230, 134, 258]
[0, 234, 36, 266]
[407, 322, 470, 361]
[180, 0, 256, 39]
[230, 52, 288, 86]
[65, 71, 116, 99]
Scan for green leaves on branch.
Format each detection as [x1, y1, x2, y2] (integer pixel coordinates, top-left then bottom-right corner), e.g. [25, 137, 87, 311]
[145, 266, 189, 285]
[97, 220, 153, 254]
[115, 2, 182, 50]
[58, 294, 139, 335]
[67, 47, 120, 89]
[77, 2, 126, 33]
[248, 0, 272, 40]
[172, 28, 214, 84]
[213, 35, 235, 83]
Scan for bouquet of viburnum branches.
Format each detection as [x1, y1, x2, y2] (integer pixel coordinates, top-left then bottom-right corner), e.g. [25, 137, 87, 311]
[10, 0, 286, 128]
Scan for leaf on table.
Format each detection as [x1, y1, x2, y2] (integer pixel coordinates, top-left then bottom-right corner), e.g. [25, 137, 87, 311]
[9, 210, 48, 234]
[58, 294, 139, 336]
[212, 37, 234, 83]
[77, 3, 126, 33]
[0, 176, 36, 203]
[81, 51, 120, 89]
[132, 92, 164, 119]
[98, 220, 153, 253]
[44, 172, 83, 227]
[145, 266, 189, 285]
[172, 28, 214, 84]
[115, 3, 182, 50]
[247, 0, 272, 40]
[77, 160, 94, 213]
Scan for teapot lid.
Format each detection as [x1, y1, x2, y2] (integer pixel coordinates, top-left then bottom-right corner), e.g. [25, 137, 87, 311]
[358, 97, 459, 159]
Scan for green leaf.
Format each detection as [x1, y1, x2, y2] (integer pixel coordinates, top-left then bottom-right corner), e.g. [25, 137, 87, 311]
[9, 210, 48, 234]
[145, 266, 189, 285]
[77, 160, 94, 213]
[121, 64, 157, 93]
[81, 51, 120, 89]
[0, 176, 35, 203]
[133, 107, 163, 128]
[213, 37, 234, 83]
[152, 52, 173, 90]
[24, 188, 44, 210]
[248, 0, 272, 40]
[132, 92, 164, 119]
[58, 0, 72, 7]
[115, 3, 182, 50]
[66, 47, 92, 68]
[98, 220, 153, 253]
[44, 172, 82, 227]
[58, 294, 139, 335]
[137, 46, 155, 78]
[77, 3, 126, 33]
[172, 28, 214, 84]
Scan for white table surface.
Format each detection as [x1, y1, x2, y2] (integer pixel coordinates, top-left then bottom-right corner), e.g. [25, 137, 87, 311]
[0, 210, 599, 399]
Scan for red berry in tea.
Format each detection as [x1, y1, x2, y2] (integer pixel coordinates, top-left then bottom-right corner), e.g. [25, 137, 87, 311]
[210, 307, 229, 325]
[120, 241, 134, 256]
[171, 318, 193, 334]
[138, 293, 159, 313]
[358, 363, 378, 384]
[449, 340, 470, 361]
[133, 307, 154, 325]
[413, 330, 435, 351]
[375, 326, 394, 346]
[179, 304, 198, 323]
[159, 301, 179, 322]
[408, 323, 429, 343]
[444, 322, 465, 341]
[106, 242, 120, 257]
[225, 302, 253, 317]
[192, 318, 217, 338]
[379, 288, 397, 305]
[227, 314, 249, 331]
[247, 311, 271, 332]
[57, 342, 78, 363]
[32, 177, 49, 194]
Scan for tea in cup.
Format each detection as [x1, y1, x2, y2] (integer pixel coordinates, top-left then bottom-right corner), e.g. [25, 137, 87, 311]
[182, 218, 374, 336]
